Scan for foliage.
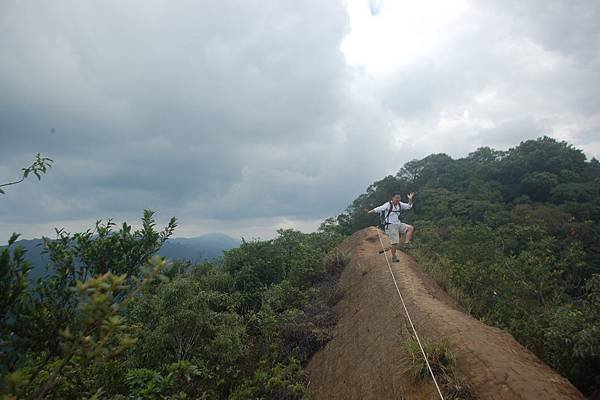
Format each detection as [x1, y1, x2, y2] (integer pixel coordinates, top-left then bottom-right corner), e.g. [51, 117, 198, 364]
[1, 210, 346, 399]
[43, 209, 177, 279]
[329, 137, 600, 395]
[0, 233, 32, 370]
[0, 211, 176, 399]
[229, 358, 310, 400]
[124, 361, 204, 400]
[0, 153, 53, 194]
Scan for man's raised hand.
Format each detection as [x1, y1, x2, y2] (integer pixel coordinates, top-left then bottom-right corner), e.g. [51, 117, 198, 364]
[407, 192, 415, 201]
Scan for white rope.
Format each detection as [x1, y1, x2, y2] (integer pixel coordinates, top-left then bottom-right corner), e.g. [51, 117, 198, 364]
[376, 228, 445, 400]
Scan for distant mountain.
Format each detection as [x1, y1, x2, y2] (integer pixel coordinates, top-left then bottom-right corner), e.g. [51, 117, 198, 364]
[1, 233, 240, 280]
[2, 238, 51, 281]
[158, 233, 241, 263]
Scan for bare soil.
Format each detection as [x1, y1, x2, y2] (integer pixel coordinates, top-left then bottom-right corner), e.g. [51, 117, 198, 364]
[307, 227, 584, 400]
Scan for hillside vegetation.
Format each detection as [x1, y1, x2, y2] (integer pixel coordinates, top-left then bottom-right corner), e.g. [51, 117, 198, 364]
[322, 136, 600, 396]
[1, 212, 345, 399]
[2, 136, 599, 398]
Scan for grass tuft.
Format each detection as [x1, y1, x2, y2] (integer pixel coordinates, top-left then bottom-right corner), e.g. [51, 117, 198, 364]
[402, 336, 477, 400]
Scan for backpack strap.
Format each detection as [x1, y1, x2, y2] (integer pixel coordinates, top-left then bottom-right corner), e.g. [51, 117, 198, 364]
[385, 201, 394, 223]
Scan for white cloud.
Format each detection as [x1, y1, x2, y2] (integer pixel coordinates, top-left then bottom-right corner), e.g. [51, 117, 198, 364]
[342, 0, 469, 74]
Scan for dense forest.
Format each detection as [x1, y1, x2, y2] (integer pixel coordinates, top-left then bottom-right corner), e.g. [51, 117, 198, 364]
[323, 136, 600, 396]
[1, 212, 346, 399]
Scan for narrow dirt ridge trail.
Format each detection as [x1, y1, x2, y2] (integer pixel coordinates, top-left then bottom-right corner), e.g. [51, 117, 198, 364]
[307, 227, 584, 400]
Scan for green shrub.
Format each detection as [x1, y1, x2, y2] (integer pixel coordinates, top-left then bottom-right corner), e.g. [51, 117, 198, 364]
[3, 213, 348, 398]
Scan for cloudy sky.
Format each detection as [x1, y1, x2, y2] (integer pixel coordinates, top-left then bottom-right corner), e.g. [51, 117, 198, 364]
[1, 0, 599, 240]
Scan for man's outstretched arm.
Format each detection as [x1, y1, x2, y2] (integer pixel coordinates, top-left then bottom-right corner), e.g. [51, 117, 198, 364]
[364, 202, 389, 214]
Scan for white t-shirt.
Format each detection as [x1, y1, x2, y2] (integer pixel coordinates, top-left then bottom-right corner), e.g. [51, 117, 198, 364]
[371, 201, 412, 224]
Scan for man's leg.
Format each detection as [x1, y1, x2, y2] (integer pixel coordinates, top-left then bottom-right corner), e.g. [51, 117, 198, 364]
[404, 225, 415, 243]
[400, 223, 415, 249]
[391, 243, 398, 259]
[386, 224, 401, 262]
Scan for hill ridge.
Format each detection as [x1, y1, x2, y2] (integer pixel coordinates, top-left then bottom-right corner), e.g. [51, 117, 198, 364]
[307, 227, 584, 399]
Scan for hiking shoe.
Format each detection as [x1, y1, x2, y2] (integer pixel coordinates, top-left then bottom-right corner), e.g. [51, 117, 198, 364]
[392, 256, 400, 263]
[402, 243, 414, 250]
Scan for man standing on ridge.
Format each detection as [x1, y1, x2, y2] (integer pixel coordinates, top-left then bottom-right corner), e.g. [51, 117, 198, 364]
[365, 192, 415, 262]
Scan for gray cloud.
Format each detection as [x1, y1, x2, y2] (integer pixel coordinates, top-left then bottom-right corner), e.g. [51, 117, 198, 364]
[1, 0, 599, 239]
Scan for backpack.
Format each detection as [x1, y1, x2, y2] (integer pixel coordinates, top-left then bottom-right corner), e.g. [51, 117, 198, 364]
[378, 201, 395, 229]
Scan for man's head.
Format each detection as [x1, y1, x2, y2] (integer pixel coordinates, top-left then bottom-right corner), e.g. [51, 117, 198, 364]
[391, 192, 402, 204]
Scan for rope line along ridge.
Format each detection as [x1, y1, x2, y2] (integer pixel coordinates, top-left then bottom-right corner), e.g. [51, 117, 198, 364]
[375, 228, 445, 400]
